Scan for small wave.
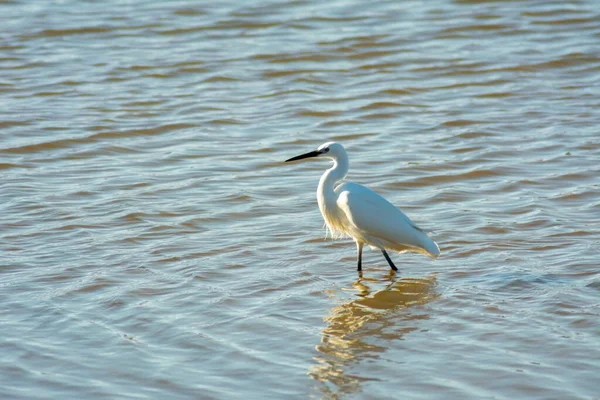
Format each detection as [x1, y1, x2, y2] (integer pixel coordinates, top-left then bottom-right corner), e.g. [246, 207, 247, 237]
[294, 109, 341, 118]
[442, 119, 482, 127]
[22, 26, 112, 39]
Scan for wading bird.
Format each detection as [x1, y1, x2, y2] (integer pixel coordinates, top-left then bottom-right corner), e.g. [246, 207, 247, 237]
[285, 142, 439, 273]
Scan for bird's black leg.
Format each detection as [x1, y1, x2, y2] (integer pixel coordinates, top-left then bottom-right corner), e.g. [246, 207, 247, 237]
[382, 249, 398, 272]
[356, 242, 363, 272]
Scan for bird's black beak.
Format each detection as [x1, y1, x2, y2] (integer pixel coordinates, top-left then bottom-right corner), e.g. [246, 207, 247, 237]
[285, 150, 321, 162]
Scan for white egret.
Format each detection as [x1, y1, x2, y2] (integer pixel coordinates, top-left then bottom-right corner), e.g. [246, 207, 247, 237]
[285, 142, 440, 272]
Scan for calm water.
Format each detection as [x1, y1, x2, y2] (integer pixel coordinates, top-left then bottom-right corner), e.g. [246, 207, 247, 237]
[1, 0, 599, 399]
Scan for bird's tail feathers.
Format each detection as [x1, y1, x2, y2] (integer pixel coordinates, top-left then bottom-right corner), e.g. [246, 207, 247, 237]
[413, 230, 440, 259]
[423, 238, 440, 259]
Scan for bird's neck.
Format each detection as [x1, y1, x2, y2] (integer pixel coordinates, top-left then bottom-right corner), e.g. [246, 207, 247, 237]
[317, 155, 348, 210]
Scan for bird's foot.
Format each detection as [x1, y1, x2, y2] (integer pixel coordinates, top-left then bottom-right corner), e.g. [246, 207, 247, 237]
[381, 249, 399, 272]
[384, 269, 397, 281]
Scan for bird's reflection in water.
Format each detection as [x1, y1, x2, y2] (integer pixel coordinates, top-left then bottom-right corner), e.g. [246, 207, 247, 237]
[310, 272, 438, 398]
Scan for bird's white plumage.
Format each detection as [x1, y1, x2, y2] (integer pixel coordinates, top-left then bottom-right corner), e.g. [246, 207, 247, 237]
[335, 181, 439, 257]
[287, 141, 439, 267]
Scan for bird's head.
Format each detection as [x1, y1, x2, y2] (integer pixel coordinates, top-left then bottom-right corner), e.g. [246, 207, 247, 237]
[285, 142, 346, 163]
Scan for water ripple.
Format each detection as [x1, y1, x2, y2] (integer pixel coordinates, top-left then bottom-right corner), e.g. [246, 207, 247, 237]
[1, 0, 599, 399]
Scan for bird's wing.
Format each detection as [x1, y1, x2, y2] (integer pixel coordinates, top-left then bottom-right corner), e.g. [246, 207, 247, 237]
[335, 182, 425, 247]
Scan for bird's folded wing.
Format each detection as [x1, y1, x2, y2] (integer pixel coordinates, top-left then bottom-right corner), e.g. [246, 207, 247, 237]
[336, 182, 424, 246]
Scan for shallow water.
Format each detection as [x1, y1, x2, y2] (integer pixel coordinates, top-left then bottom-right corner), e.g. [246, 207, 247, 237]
[1, 0, 599, 399]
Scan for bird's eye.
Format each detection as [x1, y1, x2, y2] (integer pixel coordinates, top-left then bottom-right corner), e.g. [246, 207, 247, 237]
[323, 148, 329, 153]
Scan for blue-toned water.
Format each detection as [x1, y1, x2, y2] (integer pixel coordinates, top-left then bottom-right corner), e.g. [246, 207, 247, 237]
[1, 1, 599, 399]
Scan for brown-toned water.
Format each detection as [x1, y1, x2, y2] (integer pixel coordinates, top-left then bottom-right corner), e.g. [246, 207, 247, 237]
[1, 1, 599, 399]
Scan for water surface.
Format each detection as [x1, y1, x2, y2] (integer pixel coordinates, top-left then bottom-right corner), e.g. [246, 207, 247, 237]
[1, 0, 599, 399]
